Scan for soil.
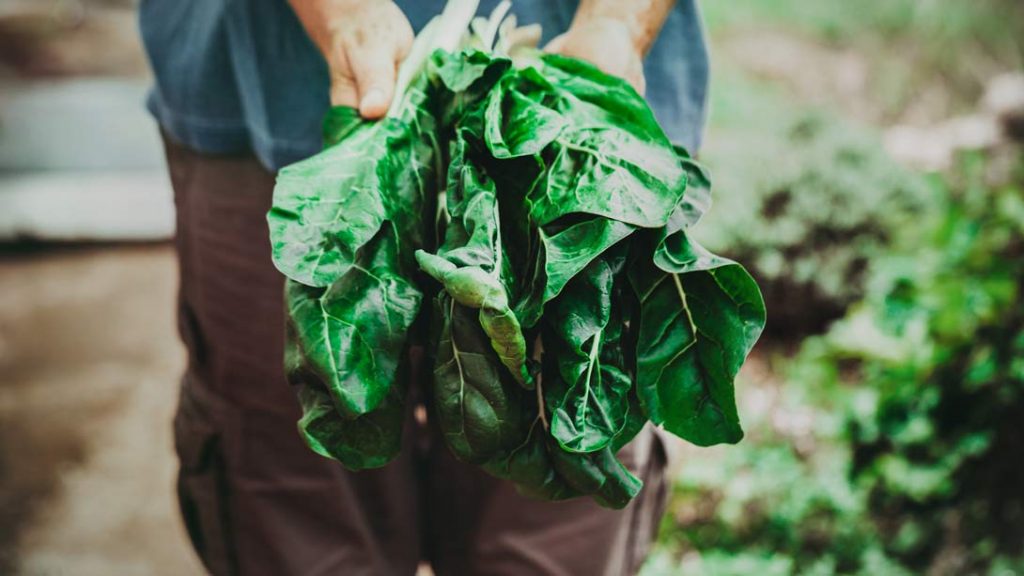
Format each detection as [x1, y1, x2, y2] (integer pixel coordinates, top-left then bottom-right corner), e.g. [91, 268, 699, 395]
[0, 244, 202, 576]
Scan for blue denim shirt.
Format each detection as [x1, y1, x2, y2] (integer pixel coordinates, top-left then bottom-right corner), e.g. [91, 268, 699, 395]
[139, 0, 709, 171]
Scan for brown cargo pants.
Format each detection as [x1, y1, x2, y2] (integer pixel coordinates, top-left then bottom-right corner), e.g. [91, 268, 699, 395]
[161, 134, 670, 576]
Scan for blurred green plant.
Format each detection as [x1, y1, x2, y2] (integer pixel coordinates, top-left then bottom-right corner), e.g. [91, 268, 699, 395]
[650, 154, 1024, 575]
[842, 155, 1024, 573]
[696, 103, 933, 335]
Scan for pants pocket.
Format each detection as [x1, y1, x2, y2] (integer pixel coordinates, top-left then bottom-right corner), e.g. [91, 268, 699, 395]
[174, 378, 238, 576]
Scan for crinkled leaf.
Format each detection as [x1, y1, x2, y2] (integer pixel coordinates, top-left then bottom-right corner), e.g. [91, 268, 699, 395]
[481, 59, 686, 228]
[420, 251, 530, 393]
[544, 254, 633, 453]
[284, 229, 422, 417]
[484, 74, 567, 158]
[269, 41, 766, 508]
[417, 131, 531, 386]
[429, 286, 641, 508]
[293, 385, 404, 471]
[284, 317, 405, 470]
[539, 54, 666, 143]
[479, 399, 642, 509]
[432, 296, 530, 463]
[548, 439, 642, 509]
[430, 49, 512, 127]
[540, 217, 636, 305]
[612, 388, 647, 453]
[673, 146, 712, 229]
[481, 420, 577, 502]
[269, 121, 391, 287]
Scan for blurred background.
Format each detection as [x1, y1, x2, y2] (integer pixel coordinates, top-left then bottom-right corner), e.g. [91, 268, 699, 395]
[0, 1, 1022, 575]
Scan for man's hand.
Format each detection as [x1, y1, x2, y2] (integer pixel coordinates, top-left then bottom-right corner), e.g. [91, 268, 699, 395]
[545, 0, 676, 95]
[290, 0, 413, 119]
[546, 18, 646, 94]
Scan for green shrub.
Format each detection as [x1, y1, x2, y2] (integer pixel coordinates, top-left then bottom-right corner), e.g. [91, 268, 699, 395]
[696, 112, 933, 335]
[841, 156, 1024, 573]
[652, 155, 1024, 574]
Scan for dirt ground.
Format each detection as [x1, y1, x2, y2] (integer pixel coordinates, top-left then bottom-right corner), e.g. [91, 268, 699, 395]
[0, 244, 203, 576]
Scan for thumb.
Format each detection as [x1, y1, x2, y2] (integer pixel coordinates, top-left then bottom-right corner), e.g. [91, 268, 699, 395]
[347, 46, 399, 119]
[543, 33, 566, 54]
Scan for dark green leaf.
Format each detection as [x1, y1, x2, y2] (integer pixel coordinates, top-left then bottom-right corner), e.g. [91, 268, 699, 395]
[284, 315, 405, 470]
[631, 201, 766, 445]
[321, 106, 364, 147]
[544, 254, 633, 453]
[269, 120, 392, 288]
[480, 58, 687, 228]
[431, 296, 528, 463]
[484, 74, 567, 158]
[539, 54, 666, 143]
[294, 385, 404, 471]
[284, 227, 422, 417]
[416, 133, 531, 385]
[540, 217, 636, 305]
[548, 440, 642, 509]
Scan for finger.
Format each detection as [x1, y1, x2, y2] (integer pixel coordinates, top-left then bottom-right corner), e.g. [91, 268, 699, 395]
[543, 33, 566, 53]
[345, 12, 412, 120]
[346, 44, 399, 119]
[508, 24, 543, 51]
[629, 61, 646, 95]
[393, 20, 414, 61]
[329, 75, 360, 109]
[632, 72, 646, 96]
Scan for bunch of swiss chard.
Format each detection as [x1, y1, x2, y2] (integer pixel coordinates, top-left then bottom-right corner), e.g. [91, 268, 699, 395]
[268, 0, 765, 508]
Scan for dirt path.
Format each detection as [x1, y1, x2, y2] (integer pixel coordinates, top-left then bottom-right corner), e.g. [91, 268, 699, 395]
[0, 245, 201, 575]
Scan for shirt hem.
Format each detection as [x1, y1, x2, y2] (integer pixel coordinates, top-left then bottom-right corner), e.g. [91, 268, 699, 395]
[147, 92, 319, 171]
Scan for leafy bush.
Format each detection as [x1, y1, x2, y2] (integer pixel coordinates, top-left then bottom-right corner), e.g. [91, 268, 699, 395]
[695, 112, 932, 335]
[650, 352, 905, 576]
[842, 156, 1024, 573]
[651, 155, 1024, 574]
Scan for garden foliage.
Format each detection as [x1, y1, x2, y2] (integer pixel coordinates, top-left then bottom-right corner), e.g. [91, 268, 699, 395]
[696, 113, 932, 334]
[654, 156, 1024, 574]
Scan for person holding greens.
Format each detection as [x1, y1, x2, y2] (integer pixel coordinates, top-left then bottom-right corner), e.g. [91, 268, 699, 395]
[139, 0, 709, 573]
